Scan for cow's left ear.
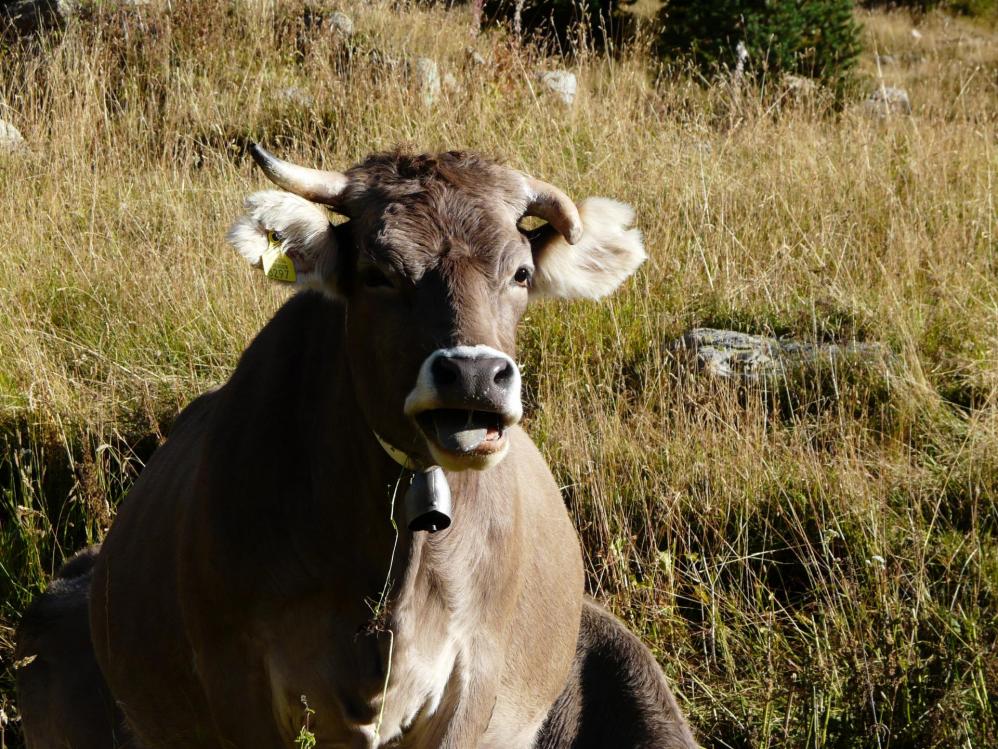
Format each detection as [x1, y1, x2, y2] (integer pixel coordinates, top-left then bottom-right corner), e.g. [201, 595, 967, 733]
[529, 198, 646, 300]
[226, 190, 340, 294]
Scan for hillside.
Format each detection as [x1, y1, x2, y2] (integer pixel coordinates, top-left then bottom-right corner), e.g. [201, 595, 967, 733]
[1, 2, 996, 746]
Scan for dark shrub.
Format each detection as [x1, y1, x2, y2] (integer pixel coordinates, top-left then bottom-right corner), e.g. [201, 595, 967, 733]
[656, 0, 861, 84]
[480, 0, 632, 50]
[859, 0, 997, 18]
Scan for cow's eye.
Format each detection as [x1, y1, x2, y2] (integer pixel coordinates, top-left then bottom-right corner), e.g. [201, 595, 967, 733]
[361, 266, 393, 289]
[512, 266, 532, 287]
[267, 229, 284, 245]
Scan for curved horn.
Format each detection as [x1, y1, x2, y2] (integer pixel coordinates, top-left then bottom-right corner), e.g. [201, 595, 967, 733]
[522, 175, 583, 245]
[249, 143, 348, 206]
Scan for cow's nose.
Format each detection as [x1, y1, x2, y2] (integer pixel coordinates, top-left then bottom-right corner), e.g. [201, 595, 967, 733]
[405, 345, 523, 427]
[431, 355, 514, 400]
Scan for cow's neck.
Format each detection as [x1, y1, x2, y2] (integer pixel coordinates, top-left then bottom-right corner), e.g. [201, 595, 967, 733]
[202, 292, 512, 624]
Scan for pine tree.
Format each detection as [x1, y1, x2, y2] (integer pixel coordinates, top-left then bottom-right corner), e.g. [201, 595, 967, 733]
[657, 0, 861, 84]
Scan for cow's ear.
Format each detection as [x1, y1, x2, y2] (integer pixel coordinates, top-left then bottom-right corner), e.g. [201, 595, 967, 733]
[528, 198, 646, 300]
[226, 190, 341, 295]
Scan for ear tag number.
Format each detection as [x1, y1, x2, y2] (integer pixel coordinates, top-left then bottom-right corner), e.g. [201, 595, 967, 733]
[262, 232, 296, 284]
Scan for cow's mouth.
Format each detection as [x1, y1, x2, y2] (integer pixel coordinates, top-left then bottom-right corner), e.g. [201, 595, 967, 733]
[416, 408, 507, 458]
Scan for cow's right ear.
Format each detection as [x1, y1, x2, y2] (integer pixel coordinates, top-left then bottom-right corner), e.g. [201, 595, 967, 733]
[226, 190, 340, 295]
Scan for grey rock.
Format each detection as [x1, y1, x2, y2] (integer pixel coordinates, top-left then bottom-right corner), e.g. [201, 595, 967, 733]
[328, 11, 353, 36]
[784, 74, 817, 98]
[863, 86, 911, 117]
[733, 40, 750, 81]
[539, 70, 577, 107]
[0, 120, 26, 154]
[672, 328, 890, 384]
[415, 57, 440, 106]
[275, 87, 315, 109]
[442, 72, 460, 94]
[465, 47, 487, 67]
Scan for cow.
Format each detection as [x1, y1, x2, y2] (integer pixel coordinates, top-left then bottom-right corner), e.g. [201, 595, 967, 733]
[17, 146, 696, 748]
[14, 546, 128, 749]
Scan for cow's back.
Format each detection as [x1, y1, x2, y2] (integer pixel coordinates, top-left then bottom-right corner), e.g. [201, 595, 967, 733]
[16, 546, 127, 749]
[90, 390, 219, 747]
[536, 599, 698, 748]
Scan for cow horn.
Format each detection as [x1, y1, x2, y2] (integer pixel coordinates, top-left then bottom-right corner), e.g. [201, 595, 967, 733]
[249, 143, 348, 206]
[522, 175, 583, 245]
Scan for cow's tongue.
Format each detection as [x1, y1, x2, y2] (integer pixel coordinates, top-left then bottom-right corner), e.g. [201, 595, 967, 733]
[432, 411, 488, 453]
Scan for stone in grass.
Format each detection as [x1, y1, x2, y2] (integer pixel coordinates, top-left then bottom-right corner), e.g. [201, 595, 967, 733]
[671, 328, 891, 385]
[0, 120, 26, 154]
[465, 47, 487, 68]
[783, 74, 818, 99]
[539, 70, 577, 107]
[864, 86, 911, 117]
[442, 73, 460, 94]
[415, 57, 441, 106]
[328, 11, 353, 37]
[275, 87, 315, 109]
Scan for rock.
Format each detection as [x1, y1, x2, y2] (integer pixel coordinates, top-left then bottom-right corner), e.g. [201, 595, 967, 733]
[442, 72, 460, 94]
[539, 70, 577, 107]
[328, 11, 353, 36]
[275, 87, 315, 109]
[875, 54, 896, 67]
[671, 328, 890, 384]
[863, 86, 911, 117]
[734, 40, 750, 80]
[0, 120, 26, 154]
[784, 74, 817, 98]
[414, 57, 440, 106]
[911, 28, 923, 40]
[465, 47, 487, 67]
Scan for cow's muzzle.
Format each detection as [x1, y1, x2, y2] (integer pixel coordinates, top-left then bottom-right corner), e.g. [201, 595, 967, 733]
[404, 345, 522, 470]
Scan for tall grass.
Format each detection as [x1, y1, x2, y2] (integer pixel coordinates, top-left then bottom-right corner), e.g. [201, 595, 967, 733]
[1, 2, 996, 746]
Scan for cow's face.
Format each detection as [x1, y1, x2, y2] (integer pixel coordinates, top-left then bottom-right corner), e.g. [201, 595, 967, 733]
[228, 148, 645, 471]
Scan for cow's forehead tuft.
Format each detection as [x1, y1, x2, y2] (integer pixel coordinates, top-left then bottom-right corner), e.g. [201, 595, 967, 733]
[341, 150, 526, 266]
[343, 150, 523, 208]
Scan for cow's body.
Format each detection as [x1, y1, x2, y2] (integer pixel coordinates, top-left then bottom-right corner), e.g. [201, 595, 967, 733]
[91, 293, 583, 748]
[17, 148, 696, 749]
[14, 547, 127, 749]
[537, 600, 698, 748]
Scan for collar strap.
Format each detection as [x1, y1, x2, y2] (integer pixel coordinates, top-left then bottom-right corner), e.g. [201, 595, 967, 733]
[374, 431, 424, 471]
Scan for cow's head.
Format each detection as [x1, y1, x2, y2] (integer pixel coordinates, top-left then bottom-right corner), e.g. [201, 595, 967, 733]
[228, 146, 644, 471]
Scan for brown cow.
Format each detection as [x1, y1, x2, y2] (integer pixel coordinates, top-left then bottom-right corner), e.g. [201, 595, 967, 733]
[18, 147, 695, 748]
[14, 546, 129, 749]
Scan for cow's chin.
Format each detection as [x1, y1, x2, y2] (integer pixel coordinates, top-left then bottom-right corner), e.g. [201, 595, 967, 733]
[426, 438, 510, 472]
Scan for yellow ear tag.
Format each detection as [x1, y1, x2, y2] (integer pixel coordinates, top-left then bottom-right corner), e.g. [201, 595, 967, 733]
[262, 232, 297, 284]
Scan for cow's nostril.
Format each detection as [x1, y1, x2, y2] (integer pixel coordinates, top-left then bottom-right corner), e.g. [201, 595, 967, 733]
[432, 356, 460, 387]
[493, 360, 514, 387]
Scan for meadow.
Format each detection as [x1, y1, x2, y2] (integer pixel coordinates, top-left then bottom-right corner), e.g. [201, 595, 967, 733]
[0, 2, 996, 746]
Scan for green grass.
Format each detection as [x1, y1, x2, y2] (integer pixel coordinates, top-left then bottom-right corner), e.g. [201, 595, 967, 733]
[1, 2, 997, 747]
